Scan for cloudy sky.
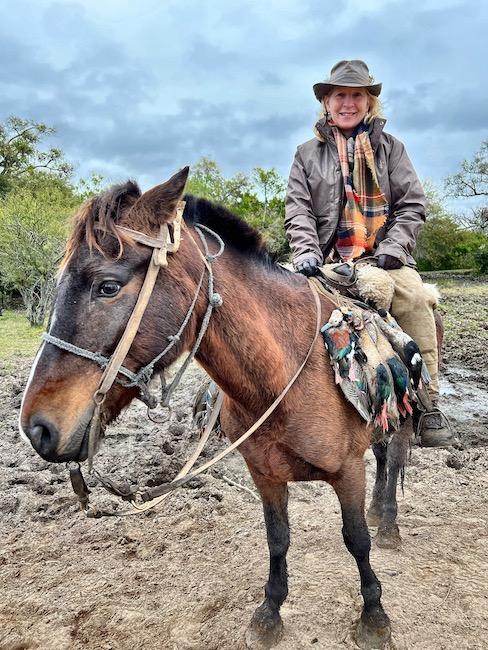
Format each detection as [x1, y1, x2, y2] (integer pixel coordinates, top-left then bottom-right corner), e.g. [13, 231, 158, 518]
[2, 0, 487, 203]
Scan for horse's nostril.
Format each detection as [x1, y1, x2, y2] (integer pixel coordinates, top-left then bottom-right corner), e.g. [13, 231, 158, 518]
[29, 422, 59, 459]
[31, 424, 51, 450]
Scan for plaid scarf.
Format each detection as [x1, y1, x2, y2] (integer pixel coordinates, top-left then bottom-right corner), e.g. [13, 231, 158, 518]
[332, 126, 389, 261]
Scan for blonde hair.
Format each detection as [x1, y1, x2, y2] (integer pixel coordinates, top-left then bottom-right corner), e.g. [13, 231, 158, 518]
[317, 90, 384, 124]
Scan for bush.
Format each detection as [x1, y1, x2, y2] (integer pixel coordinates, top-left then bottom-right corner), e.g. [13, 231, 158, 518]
[474, 243, 488, 274]
[415, 216, 487, 271]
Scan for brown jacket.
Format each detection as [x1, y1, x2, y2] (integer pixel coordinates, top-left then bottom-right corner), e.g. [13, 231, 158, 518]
[285, 117, 426, 267]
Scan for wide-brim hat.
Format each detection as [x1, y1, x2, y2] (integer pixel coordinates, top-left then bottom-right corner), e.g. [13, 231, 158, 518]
[313, 60, 382, 101]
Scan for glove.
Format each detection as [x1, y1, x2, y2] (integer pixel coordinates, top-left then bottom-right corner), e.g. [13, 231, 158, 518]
[377, 254, 404, 271]
[295, 257, 320, 277]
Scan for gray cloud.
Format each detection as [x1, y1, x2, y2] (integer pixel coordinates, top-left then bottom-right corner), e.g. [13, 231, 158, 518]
[2, 0, 487, 196]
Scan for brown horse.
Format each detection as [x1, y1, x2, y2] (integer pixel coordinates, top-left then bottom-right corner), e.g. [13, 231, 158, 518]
[20, 167, 417, 649]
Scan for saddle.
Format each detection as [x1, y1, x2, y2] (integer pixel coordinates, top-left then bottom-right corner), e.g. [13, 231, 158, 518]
[316, 258, 395, 311]
[193, 261, 433, 438]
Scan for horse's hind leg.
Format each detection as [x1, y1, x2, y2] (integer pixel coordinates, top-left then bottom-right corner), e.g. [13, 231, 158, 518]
[366, 441, 388, 527]
[375, 433, 408, 550]
[245, 471, 288, 650]
[332, 458, 391, 649]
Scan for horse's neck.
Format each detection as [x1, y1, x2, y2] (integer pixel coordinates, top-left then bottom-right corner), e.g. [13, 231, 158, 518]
[196, 264, 317, 412]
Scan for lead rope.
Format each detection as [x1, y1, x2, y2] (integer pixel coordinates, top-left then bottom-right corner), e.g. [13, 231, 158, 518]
[69, 280, 322, 517]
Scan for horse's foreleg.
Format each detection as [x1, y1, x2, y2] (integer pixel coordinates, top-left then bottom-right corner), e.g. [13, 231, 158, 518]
[245, 471, 289, 650]
[333, 459, 391, 650]
[375, 433, 408, 550]
[366, 441, 388, 527]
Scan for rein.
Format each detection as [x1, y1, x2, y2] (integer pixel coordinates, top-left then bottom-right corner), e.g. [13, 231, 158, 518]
[69, 279, 322, 517]
[43, 203, 323, 517]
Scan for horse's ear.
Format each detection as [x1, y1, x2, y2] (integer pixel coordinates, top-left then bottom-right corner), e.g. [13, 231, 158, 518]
[160, 166, 190, 203]
[130, 166, 190, 226]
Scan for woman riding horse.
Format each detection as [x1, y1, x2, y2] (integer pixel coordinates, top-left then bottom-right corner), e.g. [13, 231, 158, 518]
[285, 59, 458, 448]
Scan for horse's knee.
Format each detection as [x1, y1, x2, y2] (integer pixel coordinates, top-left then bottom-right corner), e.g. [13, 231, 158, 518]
[372, 440, 388, 464]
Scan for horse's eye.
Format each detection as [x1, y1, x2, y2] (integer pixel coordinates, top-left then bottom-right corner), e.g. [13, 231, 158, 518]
[98, 281, 121, 297]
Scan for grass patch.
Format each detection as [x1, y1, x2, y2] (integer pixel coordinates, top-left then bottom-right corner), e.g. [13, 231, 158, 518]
[439, 283, 487, 297]
[433, 276, 488, 368]
[0, 311, 44, 365]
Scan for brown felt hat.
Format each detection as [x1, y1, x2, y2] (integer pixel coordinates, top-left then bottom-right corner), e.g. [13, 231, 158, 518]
[313, 60, 382, 101]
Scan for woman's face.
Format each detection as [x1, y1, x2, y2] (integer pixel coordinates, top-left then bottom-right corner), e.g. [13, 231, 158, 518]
[325, 86, 370, 137]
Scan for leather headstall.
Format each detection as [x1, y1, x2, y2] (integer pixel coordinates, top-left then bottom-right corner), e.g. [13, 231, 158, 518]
[86, 200, 186, 469]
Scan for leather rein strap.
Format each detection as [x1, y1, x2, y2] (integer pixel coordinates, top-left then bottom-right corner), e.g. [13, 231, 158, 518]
[71, 278, 323, 517]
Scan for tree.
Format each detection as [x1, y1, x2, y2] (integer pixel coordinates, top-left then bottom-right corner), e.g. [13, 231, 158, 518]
[445, 140, 488, 200]
[0, 116, 74, 196]
[414, 179, 486, 271]
[186, 157, 290, 258]
[415, 214, 486, 271]
[186, 156, 252, 208]
[73, 173, 107, 202]
[246, 167, 288, 257]
[444, 141, 488, 236]
[442, 142, 488, 272]
[469, 206, 488, 234]
[251, 167, 286, 227]
[0, 172, 79, 325]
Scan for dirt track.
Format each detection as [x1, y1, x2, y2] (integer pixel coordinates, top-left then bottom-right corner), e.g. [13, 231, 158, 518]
[1, 276, 487, 650]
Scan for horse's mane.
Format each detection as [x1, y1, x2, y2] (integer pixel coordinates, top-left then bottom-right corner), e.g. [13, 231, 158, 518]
[63, 181, 279, 269]
[182, 194, 276, 265]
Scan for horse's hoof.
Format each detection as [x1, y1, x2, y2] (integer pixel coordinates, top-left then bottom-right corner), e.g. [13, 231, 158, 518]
[353, 610, 391, 649]
[245, 603, 283, 650]
[366, 505, 382, 527]
[375, 524, 401, 550]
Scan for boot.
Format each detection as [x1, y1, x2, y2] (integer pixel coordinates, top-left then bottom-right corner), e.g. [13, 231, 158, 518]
[417, 407, 460, 448]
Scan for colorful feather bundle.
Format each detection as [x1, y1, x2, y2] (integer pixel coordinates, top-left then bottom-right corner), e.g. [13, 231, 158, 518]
[321, 306, 429, 433]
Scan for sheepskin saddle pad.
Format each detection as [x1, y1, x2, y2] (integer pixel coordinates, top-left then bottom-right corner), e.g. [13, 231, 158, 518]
[318, 258, 395, 311]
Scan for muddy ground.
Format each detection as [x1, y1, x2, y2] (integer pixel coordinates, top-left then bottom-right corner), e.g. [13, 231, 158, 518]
[1, 275, 487, 650]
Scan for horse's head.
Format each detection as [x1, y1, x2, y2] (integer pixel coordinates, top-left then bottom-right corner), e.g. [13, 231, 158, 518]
[20, 167, 197, 463]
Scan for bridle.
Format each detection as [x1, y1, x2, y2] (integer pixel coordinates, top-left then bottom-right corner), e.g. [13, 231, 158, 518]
[41, 201, 323, 517]
[43, 201, 224, 465]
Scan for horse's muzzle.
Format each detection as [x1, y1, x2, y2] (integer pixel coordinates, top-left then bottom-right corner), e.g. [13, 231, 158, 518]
[22, 415, 90, 463]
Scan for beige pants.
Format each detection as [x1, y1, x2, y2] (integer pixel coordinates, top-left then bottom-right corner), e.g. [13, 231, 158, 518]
[387, 267, 439, 401]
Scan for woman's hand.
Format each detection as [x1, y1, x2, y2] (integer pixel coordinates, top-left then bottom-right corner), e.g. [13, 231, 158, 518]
[377, 254, 404, 270]
[295, 257, 320, 277]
